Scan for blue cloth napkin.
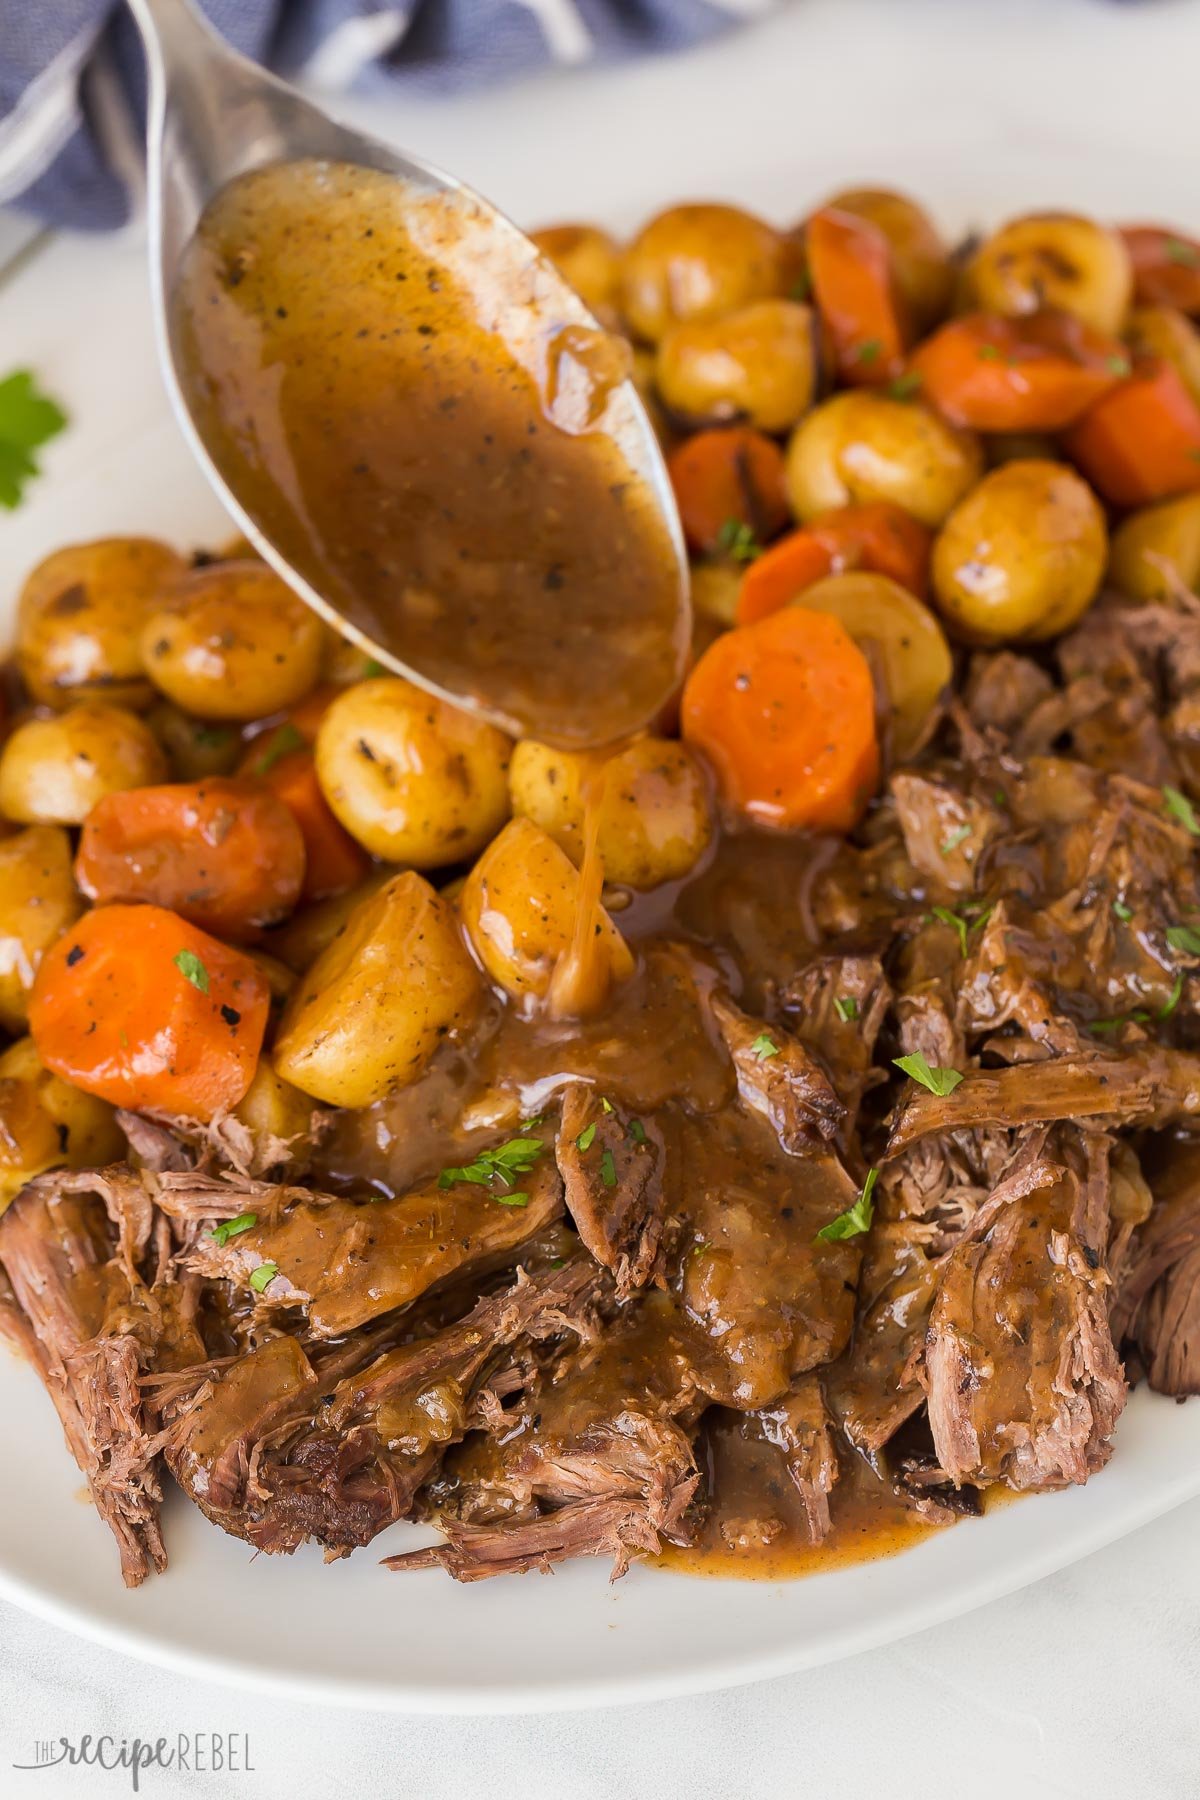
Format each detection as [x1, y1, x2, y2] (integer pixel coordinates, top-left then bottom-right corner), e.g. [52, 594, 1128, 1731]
[0, 0, 767, 231]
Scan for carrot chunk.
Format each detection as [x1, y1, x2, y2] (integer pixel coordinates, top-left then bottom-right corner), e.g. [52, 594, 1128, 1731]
[735, 502, 930, 625]
[681, 606, 879, 832]
[667, 426, 790, 556]
[1063, 356, 1200, 508]
[75, 779, 306, 939]
[807, 207, 908, 386]
[29, 905, 269, 1120]
[254, 749, 369, 902]
[912, 310, 1127, 432]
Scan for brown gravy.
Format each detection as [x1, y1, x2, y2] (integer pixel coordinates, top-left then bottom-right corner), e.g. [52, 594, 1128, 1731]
[170, 160, 687, 747]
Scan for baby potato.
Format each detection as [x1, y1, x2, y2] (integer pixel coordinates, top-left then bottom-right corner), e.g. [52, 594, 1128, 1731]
[233, 1059, 314, 1144]
[1126, 305, 1200, 408]
[964, 212, 1132, 336]
[274, 871, 480, 1106]
[0, 705, 166, 826]
[620, 203, 788, 343]
[460, 817, 634, 1006]
[16, 537, 186, 712]
[0, 825, 82, 1033]
[1108, 492, 1200, 602]
[821, 187, 953, 329]
[0, 1036, 124, 1211]
[655, 300, 817, 433]
[141, 561, 324, 720]
[509, 736, 713, 889]
[796, 571, 953, 757]
[932, 459, 1107, 645]
[786, 391, 983, 527]
[530, 224, 622, 321]
[147, 702, 242, 780]
[316, 676, 512, 868]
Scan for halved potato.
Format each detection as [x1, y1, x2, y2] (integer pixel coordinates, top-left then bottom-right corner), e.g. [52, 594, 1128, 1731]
[794, 571, 953, 756]
[1107, 491, 1200, 603]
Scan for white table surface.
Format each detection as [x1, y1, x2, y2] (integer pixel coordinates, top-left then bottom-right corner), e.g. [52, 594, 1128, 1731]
[3, 0, 1200, 1790]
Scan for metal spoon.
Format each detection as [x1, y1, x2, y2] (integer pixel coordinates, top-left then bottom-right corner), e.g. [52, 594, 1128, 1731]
[126, 0, 688, 744]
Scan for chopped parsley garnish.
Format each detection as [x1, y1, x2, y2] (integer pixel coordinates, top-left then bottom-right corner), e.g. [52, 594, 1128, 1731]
[600, 1097, 613, 1113]
[173, 949, 210, 994]
[1167, 924, 1200, 956]
[627, 1117, 648, 1144]
[1159, 970, 1186, 1020]
[1106, 354, 1132, 378]
[600, 1149, 617, 1189]
[253, 722, 305, 774]
[994, 789, 1008, 808]
[833, 995, 858, 1023]
[1112, 899, 1133, 922]
[363, 658, 386, 677]
[576, 1121, 597, 1153]
[940, 823, 973, 856]
[494, 1191, 530, 1208]
[248, 1262, 278, 1294]
[750, 1032, 779, 1059]
[976, 342, 1003, 362]
[0, 369, 68, 510]
[931, 902, 994, 959]
[209, 1212, 257, 1248]
[887, 372, 922, 401]
[1163, 785, 1200, 835]
[439, 1134, 544, 1194]
[894, 1052, 964, 1096]
[854, 338, 882, 365]
[1165, 237, 1200, 267]
[193, 724, 234, 749]
[816, 1168, 879, 1243]
[789, 269, 812, 302]
[716, 518, 763, 564]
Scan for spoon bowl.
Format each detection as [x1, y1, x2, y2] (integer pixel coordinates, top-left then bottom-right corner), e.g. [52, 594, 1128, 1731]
[127, 0, 689, 745]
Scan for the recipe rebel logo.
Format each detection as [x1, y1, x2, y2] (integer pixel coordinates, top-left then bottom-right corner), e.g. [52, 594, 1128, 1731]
[12, 1733, 255, 1791]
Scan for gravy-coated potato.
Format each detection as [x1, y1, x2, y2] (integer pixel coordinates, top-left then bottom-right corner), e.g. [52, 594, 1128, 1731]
[0, 825, 82, 1032]
[964, 212, 1133, 336]
[0, 1036, 123, 1211]
[795, 571, 953, 756]
[274, 872, 480, 1106]
[1126, 305, 1200, 408]
[655, 300, 817, 432]
[315, 676, 512, 867]
[786, 392, 983, 527]
[460, 818, 634, 1006]
[0, 705, 166, 825]
[148, 702, 242, 780]
[233, 1058, 315, 1144]
[509, 736, 713, 889]
[530, 223, 622, 321]
[142, 561, 324, 720]
[1108, 491, 1200, 602]
[932, 459, 1107, 645]
[821, 187, 953, 329]
[619, 204, 788, 343]
[16, 537, 186, 712]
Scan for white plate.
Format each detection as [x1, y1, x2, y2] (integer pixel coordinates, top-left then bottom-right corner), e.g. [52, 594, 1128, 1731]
[3, 0, 1200, 1715]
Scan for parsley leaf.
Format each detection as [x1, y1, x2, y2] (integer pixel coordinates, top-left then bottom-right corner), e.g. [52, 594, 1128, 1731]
[438, 1135, 544, 1194]
[173, 949, 210, 994]
[940, 823, 973, 856]
[1166, 237, 1200, 267]
[894, 1051, 964, 1096]
[887, 371, 922, 401]
[0, 370, 68, 510]
[253, 721, 305, 774]
[363, 658, 386, 677]
[209, 1211, 257, 1248]
[1106, 354, 1132, 378]
[627, 1117, 648, 1144]
[833, 995, 858, 1023]
[1112, 899, 1133, 922]
[494, 1191, 529, 1208]
[1163, 785, 1200, 835]
[600, 1097, 613, 1113]
[854, 338, 882, 365]
[976, 342, 1003, 362]
[1158, 970, 1186, 1020]
[249, 1262, 279, 1294]
[931, 904, 970, 958]
[750, 1032, 779, 1060]
[789, 269, 812, 302]
[576, 1121, 597, 1153]
[1167, 924, 1200, 956]
[716, 518, 763, 564]
[600, 1149, 617, 1189]
[816, 1167, 878, 1243]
